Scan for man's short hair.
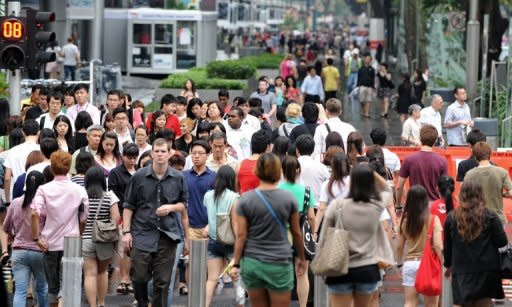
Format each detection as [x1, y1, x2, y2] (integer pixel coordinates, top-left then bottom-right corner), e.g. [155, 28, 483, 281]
[152, 138, 171, 151]
[190, 139, 211, 154]
[453, 86, 465, 96]
[51, 91, 63, 103]
[160, 94, 176, 108]
[472, 141, 492, 162]
[326, 58, 334, 65]
[123, 143, 139, 157]
[112, 107, 128, 119]
[251, 130, 271, 154]
[176, 95, 187, 106]
[39, 137, 59, 159]
[50, 151, 72, 175]
[107, 89, 122, 98]
[302, 103, 319, 123]
[295, 135, 315, 156]
[39, 87, 49, 97]
[370, 128, 387, 146]
[235, 97, 247, 107]
[467, 129, 486, 146]
[31, 84, 44, 94]
[209, 131, 227, 144]
[325, 98, 342, 115]
[218, 89, 229, 98]
[248, 97, 262, 108]
[74, 83, 89, 93]
[420, 125, 438, 147]
[87, 124, 105, 136]
[23, 119, 39, 136]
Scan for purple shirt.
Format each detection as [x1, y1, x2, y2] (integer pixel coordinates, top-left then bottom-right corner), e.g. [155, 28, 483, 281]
[399, 151, 448, 201]
[2, 196, 41, 251]
[31, 176, 89, 251]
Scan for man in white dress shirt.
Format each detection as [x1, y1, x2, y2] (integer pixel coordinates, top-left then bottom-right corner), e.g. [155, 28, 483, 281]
[313, 98, 356, 160]
[419, 94, 444, 146]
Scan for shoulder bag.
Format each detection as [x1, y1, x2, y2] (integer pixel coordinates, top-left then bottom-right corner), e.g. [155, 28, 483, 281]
[300, 187, 316, 260]
[415, 217, 442, 296]
[310, 199, 350, 277]
[500, 242, 512, 278]
[216, 194, 236, 246]
[92, 194, 119, 243]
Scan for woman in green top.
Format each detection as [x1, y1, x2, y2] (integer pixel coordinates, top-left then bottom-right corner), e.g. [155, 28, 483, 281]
[203, 165, 240, 307]
[278, 156, 315, 307]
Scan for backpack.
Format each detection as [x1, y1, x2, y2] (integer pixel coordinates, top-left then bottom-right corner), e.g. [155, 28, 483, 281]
[301, 187, 316, 260]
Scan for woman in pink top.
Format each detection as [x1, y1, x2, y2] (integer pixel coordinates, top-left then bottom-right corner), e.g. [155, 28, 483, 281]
[1, 171, 49, 307]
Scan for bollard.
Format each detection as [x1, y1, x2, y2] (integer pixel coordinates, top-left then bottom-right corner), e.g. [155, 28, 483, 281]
[188, 239, 207, 307]
[314, 275, 328, 307]
[62, 236, 83, 307]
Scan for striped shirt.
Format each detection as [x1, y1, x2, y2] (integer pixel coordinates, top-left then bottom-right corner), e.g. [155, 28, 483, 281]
[71, 175, 85, 187]
[82, 191, 119, 240]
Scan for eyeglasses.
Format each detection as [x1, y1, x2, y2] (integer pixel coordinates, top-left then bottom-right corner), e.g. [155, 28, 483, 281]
[190, 152, 207, 156]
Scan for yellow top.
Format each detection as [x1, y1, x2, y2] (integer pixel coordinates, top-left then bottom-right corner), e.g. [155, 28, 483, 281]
[321, 66, 340, 92]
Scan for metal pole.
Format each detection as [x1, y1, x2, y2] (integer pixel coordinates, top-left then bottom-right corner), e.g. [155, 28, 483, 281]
[188, 239, 207, 307]
[7, 1, 20, 116]
[90, 0, 104, 60]
[89, 59, 102, 106]
[314, 275, 328, 307]
[61, 236, 83, 307]
[466, 0, 480, 105]
[480, 14, 489, 117]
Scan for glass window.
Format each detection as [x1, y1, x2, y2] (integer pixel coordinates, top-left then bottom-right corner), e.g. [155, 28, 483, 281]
[133, 24, 152, 44]
[155, 24, 173, 45]
[132, 46, 151, 67]
[218, 2, 228, 20]
[177, 21, 196, 69]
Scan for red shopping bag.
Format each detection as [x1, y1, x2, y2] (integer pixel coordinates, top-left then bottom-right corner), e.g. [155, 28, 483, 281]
[415, 218, 442, 296]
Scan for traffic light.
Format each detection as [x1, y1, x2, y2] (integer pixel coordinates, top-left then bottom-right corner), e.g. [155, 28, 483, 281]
[0, 16, 27, 70]
[26, 8, 56, 69]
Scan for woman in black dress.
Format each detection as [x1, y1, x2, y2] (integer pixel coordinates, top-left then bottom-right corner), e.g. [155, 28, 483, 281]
[396, 73, 414, 124]
[444, 179, 507, 306]
[377, 64, 395, 118]
[413, 69, 427, 108]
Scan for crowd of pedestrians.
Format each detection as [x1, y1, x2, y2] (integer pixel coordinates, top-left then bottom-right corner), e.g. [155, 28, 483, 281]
[0, 35, 510, 307]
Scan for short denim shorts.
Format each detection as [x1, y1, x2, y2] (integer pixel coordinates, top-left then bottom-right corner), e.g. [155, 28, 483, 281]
[327, 282, 379, 295]
[207, 238, 233, 260]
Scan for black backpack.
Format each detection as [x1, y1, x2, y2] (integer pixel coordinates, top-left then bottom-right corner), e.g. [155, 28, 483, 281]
[300, 187, 316, 260]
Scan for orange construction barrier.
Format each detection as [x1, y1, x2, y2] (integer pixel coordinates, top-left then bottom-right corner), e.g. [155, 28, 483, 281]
[384, 146, 512, 222]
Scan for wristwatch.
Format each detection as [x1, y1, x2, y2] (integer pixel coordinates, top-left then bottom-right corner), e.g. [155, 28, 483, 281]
[122, 230, 131, 235]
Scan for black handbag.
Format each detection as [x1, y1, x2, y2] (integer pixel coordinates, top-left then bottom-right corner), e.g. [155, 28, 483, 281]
[499, 243, 512, 279]
[301, 187, 316, 260]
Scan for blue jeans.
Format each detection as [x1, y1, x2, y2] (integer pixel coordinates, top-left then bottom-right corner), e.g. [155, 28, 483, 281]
[346, 72, 358, 95]
[64, 65, 76, 81]
[11, 249, 49, 307]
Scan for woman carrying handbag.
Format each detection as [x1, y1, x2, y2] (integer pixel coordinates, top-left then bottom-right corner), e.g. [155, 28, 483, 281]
[314, 163, 394, 307]
[82, 167, 121, 307]
[397, 185, 443, 307]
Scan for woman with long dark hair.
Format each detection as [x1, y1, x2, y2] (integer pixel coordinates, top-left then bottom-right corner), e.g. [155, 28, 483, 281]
[0, 171, 48, 307]
[315, 152, 351, 235]
[346, 131, 366, 166]
[180, 79, 199, 102]
[396, 72, 415, 123]
[95, 131, 121, 176]
[53, 115, 75, 153]
[319, 163, 393, 307]
[148, 110, 167, 145]
[397, 185, 443, 307]
[203, 165, 240, 307]
[74, 111, 93, 149]
[82, 167, 120, 307]
[444, 179, 507, 306]
[271, 136, 290, 162]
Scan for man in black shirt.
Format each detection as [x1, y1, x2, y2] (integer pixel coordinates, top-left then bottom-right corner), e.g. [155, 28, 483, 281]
[289, 102, 319, 143]
[456, 129, 487, 182]
[357, 53, 376, 118]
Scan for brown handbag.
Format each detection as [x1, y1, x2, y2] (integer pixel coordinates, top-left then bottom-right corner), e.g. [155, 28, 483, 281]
[92, 195, 119, 243]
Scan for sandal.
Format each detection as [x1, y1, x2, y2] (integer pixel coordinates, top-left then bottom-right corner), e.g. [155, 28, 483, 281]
[116, 282, 128, 294]
[125, 283, 134, 293]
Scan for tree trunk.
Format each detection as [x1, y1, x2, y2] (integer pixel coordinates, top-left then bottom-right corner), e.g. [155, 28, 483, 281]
[403, 0, 417, 72]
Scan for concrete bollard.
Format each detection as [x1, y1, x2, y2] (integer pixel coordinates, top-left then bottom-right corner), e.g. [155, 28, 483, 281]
[314, 275, 328, 307]
[62, 236, 83, 307]
[188, 239, 207, 307]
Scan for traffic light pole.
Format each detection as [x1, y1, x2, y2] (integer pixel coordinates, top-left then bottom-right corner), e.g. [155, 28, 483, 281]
[7, 0, 21, 116]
